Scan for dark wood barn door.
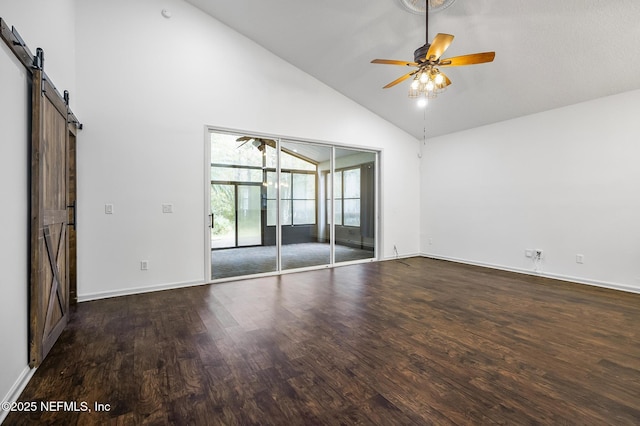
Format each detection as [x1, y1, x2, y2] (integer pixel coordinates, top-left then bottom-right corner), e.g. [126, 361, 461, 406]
[29, 68, 72, 367]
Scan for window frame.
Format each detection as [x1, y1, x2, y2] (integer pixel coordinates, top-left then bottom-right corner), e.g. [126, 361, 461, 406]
[266, 168, 317, 227]
[326, 166, 361, 227]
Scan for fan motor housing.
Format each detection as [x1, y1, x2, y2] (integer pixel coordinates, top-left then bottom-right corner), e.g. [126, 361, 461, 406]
[414, 43, 431, 63]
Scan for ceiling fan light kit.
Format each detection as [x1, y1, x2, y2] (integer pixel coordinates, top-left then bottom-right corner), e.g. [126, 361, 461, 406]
[409, 68, 447, 100]
[374, 0, 495, 106]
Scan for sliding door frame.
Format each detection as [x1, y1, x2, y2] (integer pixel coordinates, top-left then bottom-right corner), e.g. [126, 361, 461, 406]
[204, 126, 380, 283]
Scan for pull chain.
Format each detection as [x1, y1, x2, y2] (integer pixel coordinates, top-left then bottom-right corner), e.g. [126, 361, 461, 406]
[423, 107, 427, 146]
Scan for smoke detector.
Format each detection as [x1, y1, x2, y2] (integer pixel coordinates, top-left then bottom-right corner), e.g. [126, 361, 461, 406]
[399, 0, 457, 14]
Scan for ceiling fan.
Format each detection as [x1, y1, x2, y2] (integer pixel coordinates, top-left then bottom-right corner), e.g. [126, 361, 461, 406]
[371, 1, 495, 102]
[236, 136, 276, 151]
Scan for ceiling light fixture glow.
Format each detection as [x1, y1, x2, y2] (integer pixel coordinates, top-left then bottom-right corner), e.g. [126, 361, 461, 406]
[408, 66, 447, 99]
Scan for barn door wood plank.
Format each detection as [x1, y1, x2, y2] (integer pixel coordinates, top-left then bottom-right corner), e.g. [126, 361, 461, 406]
[29, 67, 71, 367]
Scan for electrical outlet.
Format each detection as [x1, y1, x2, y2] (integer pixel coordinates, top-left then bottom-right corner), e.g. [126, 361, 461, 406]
[162, 203, 173, 214]
[140, 260, 149, 271]
[105, 204, 114, 214]
[576, 254, 584, 264]
[525, 249, 533, 258]
[428, 238, 433, 245]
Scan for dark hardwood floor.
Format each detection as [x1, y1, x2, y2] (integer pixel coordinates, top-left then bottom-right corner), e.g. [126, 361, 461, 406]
[6, 257, 640, 425]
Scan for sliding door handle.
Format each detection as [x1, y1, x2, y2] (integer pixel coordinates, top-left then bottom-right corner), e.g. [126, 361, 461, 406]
[209, 214, 214, 228]
[67, 201, 76, 229]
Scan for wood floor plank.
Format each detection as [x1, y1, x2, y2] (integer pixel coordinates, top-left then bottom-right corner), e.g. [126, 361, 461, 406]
[5, 257, 640, 425]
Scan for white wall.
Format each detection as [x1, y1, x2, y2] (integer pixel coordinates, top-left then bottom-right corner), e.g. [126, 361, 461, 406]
[421, 89, 640, 293]
[0, 41, 30, 423]
[75, 0, 421, 300]
[0, 0, 76, 109]
[0, 3, 76, 419]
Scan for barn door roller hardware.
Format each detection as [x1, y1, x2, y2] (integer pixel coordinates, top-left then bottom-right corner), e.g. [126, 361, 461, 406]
[0, 18, 83, 129]
[33, 47, 44, 70]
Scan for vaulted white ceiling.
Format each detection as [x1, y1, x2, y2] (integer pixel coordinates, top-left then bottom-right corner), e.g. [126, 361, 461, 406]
[185, 0, 640, 139]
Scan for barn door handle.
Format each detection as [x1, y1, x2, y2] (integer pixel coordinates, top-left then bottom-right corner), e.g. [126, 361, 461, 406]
[67, 202, 76, 229]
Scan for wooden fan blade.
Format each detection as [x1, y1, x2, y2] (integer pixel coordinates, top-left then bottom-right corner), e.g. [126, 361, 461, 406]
[261, 139, 277, 148]
[425, 33, 454, 62]
[439, 51, 495, 67]
[383, 72, 415, 89]
[371, 59, 418, 67]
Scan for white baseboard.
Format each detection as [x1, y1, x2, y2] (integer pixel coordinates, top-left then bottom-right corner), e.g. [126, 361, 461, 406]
[1, 366, 36, 425]
[382, 252, 422, 261]
[79, 255, 415, 302]
[81, 252, 638, 303]
[421, 253, 640, 295]
[77, 279, 206, 302]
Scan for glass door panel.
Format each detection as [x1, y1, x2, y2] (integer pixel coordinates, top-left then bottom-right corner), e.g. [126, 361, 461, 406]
[333, 148, 376, 263]
[237, 185, 261, 246]
[211, 183, 236, 249]
[210, 131, 277, 279]
[280, 141, 331, 270]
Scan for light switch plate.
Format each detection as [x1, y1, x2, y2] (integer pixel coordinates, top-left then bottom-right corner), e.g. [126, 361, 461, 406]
[162, 203, 173, 213]
[105, 204, 114, 214]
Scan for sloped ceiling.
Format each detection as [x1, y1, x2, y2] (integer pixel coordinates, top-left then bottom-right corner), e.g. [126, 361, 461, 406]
[185, 0, 640, 139]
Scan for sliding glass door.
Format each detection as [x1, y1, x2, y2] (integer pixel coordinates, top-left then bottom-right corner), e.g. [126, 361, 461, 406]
[210, 183, 261, 249]
[210, 183, 236, 249]
[208, 130, 378, 280]
[237, 185, 261, 246]
[209, 133, 277, 279]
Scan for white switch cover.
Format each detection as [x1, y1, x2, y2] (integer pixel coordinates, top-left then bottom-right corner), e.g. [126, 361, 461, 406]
[105, 204, 114, 214]
[576, 254, 584, 264]
[162, 204, 173, 213]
